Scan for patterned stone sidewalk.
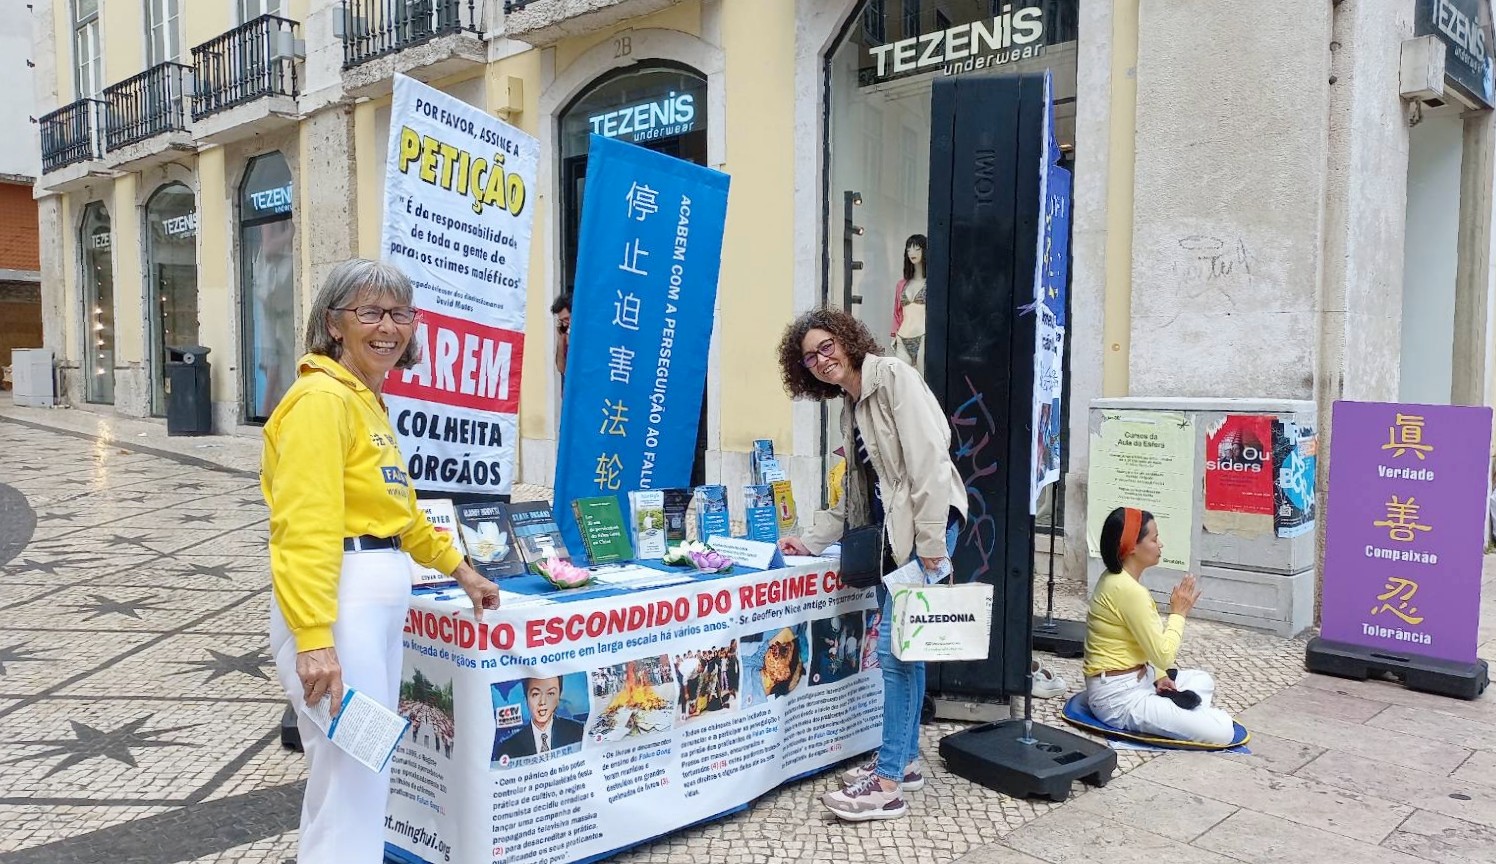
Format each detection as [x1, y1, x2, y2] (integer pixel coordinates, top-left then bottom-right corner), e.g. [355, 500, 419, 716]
[0, 400, 1336, 864]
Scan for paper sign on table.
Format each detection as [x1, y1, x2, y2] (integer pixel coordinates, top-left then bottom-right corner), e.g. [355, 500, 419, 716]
[706, 536, 783, 570]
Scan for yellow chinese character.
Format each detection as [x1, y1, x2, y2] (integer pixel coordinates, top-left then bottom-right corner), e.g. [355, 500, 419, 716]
[1372, 496, 1432, 542]
[1370, 576, 1423, 625]
[594, 453, 623, 491]
[599, 399, 629, 437]
[1382, 414, 1433, 460]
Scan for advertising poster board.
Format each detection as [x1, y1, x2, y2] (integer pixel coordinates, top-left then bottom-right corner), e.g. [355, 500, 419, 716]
[1203, 414, 1275, 516]
[1319, 401, 1490, 664]
[1086, 411, 1196, 570]
[380, 75, 539, 496]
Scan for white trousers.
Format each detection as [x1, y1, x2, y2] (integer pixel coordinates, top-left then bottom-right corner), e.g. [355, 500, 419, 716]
[270, 549, 411, 864]
[1084, 666, 1236, 745]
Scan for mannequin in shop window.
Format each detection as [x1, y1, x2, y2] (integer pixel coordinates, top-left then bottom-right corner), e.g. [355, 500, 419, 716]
[889, 234, 928, 374]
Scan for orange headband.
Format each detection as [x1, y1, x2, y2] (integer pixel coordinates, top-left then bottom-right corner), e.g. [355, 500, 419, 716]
[1117, 507, 1143, 562]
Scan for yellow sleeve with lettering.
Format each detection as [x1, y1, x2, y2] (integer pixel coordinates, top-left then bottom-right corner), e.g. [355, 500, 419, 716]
[266, 391, 349, 653]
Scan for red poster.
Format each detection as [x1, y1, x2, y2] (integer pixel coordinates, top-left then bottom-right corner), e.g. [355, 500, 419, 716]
[1204, 415, 1275, 514]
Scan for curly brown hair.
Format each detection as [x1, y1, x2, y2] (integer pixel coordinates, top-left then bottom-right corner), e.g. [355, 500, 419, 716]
[776, 307, 882, 401]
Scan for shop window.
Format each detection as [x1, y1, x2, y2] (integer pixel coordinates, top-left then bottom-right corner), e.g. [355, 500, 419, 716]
[80, 201, 115, 404]
[144, 182, 200, 416]
[239, 152, 296, 423]
[825, 0, 1078, 526]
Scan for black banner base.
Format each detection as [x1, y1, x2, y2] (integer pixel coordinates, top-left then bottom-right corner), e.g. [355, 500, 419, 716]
[938, 719, 1115, 802]
[280, 705, 303, 752]
[1031, 615, 1087, 658]
[1305, 637, 1490, 701]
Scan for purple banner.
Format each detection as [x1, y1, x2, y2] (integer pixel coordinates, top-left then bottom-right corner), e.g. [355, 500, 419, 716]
[1321, 401, 1490, 664]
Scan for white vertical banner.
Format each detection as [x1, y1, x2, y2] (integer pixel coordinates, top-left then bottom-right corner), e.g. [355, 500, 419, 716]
[380, 75, 539, 496]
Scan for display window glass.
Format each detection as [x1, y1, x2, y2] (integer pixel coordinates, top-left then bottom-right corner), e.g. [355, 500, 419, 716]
[239, 152, 295, 423]
[80, 201, 115, 404]
[145, 182, 200, 416]
[824, 0, 1077, 524]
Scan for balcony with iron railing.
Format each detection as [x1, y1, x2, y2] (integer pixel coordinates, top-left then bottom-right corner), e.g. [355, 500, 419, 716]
[102, 62, 193, 152]
[342, 0, 481, 68]
[39, 98, 105, 174]
[500, 0, 683, 46]
[193, 14, 300, 120]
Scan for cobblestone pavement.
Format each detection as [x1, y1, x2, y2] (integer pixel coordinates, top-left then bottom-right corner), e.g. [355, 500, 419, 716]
[4, 399, 1478, 864]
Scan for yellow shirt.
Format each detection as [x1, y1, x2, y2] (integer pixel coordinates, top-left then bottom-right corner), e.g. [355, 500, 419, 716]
[1082, 571, 1185, 680]
[262, 354, 463, 652]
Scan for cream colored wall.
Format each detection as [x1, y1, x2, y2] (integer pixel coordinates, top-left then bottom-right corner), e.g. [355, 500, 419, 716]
[552, 3, 702, 71]
[102, 0, 144, 84]
[111, 173, 144, 364]
[354, 98, 384, 258]
[183, 1, 232, 52]
[715, 0, 792, 452]
[196, 146, 235, 401]
[52, 0, 73, 103]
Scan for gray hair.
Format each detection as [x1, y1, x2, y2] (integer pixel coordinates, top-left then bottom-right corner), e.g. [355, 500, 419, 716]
[303, 258, 422, 369]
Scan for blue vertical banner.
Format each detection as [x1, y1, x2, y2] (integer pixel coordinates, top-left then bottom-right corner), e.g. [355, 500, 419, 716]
[554, 135, 731, 561]
[1029, 70, 1070, 514]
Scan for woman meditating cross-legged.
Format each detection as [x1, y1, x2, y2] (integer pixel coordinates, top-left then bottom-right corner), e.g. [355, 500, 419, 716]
[1082, 506, 1235, 745]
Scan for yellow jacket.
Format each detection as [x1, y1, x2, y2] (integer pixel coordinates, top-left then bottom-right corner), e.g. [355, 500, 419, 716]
[262, 354, 463, 652]
[1082, 571, 1185, 680]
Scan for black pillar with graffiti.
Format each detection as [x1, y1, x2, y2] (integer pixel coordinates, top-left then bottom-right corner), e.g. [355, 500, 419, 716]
[924, 72, 1051, 699]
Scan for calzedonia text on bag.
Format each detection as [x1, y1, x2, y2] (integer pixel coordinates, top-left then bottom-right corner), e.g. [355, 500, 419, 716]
[890, 582, 993, 661]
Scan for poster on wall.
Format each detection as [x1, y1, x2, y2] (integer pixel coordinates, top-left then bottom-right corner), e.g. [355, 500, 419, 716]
[1203, 415, 1274, 516]
[1273, 419, 1318, 538]
[1319, 401, 1489, 664]
[552, 135, 730, 560]
[383, 563, 882, 864]
[379, 74, 539, 496]
[1028, 71, 1069, 515]
[1086, 411, 1196, 570]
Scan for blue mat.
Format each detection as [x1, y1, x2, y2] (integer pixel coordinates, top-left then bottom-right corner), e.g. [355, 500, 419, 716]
[1061, 693, 1250, 752]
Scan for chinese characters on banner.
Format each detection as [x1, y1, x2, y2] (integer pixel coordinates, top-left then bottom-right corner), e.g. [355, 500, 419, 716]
[379, 75, 539, 496]
[1029, 71, 1069, 515]
[1085, 411, 1196, 571]
[1203, 415, 1274, 515]
[1320, 402, 1490, 664]
[552, 135, 730, 560]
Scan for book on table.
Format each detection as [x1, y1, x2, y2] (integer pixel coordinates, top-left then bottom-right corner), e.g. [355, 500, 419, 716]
[693, 485, 730, 544]
[743, 484, 779, 543]
[455, 501, 527, 580]
[507, 501, 571, 574]
[411, 498, 465, 587]
[572, 495, 635, 565]
[629, 489, 667, 559]
[661, 488, 692, 544]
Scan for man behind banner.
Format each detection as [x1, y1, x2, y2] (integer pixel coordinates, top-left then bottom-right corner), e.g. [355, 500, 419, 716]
[492, 675, 584, 760]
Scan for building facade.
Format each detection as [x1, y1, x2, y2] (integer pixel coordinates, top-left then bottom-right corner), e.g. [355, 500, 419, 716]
[3, 9, 42, 384]
[28, 0, 1496, 595]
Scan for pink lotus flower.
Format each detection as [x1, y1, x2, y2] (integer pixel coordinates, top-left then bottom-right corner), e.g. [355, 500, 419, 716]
[540, 557, 592, 589]
[687, 550, 733, 573]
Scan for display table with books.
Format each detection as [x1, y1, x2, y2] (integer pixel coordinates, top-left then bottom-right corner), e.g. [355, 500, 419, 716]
[383, 555, 883, 864]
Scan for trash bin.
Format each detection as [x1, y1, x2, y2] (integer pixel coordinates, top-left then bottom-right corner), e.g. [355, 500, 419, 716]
[165, 345, 212, 436]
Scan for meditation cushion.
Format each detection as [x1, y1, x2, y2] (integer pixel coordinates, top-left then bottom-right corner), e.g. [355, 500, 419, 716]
[1060, 693, 1250, 751]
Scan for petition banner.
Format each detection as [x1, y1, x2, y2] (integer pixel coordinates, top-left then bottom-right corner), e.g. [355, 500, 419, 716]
[384, 564, 880, 864]
[381, 74, 539, 496]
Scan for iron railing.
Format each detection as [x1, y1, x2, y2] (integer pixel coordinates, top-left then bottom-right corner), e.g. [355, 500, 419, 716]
[39, 98, 105, 172]
[342, 0, 481, 68]
[103, 62, 193, 150]
[192, 14, 300, 119]
[502, 0, 532, 11]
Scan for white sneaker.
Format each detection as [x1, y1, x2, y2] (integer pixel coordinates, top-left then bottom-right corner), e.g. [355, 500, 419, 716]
[822, 773, 908, 821]
[839, 759, 925, 791]
[1031, 663, 1068, 699]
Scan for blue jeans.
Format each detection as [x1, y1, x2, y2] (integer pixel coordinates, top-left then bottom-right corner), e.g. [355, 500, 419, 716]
[873, 521, 959, 782]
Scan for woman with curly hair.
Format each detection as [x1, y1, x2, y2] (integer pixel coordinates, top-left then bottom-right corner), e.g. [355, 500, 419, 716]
[776, 307, 966, 821]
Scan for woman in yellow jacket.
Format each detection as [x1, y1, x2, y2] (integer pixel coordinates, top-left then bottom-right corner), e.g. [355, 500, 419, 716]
[263, 259, 498, 864]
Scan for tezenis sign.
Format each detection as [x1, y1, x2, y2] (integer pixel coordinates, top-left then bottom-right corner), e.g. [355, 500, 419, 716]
[1416, 0, 1495, 107]
[866, 4, 1047, 84]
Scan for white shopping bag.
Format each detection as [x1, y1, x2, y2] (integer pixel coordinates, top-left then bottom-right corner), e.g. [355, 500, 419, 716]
[890, 582, 993, 662]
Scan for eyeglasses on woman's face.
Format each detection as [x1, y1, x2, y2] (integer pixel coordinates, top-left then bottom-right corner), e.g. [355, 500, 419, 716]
[802, 338, 836, 368]
[331, 304, 419, 325]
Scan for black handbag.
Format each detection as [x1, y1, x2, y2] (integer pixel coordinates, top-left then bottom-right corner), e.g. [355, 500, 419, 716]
[839, 521, 886, 589]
